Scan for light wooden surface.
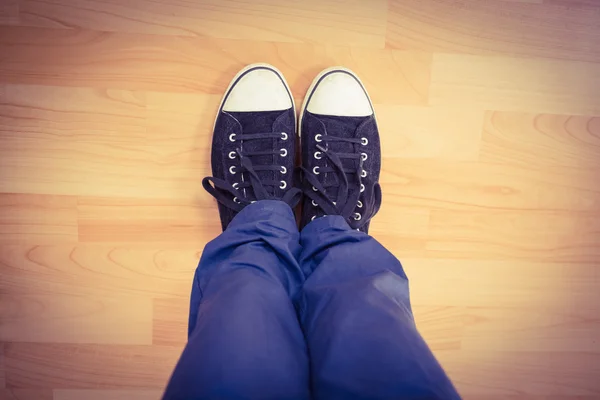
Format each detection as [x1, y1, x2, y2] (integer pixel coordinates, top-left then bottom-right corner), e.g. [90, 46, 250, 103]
[0, 0, 599, 398]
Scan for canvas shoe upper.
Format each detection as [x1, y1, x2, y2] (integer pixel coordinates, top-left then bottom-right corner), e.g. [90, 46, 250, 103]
[299, 67, 382, 233]
[203, 64, 300, 230]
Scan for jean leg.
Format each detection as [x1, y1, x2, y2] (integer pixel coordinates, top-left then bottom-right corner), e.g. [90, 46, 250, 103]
[163, 201, 310, 400]
[297, 216, 460, 400]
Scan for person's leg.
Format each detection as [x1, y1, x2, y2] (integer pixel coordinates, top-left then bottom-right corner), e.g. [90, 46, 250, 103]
[298, 217, 460, 399]
[163, 201, 309, 400]
[163, 64, 309, 399]
[297, 68, 460, 399]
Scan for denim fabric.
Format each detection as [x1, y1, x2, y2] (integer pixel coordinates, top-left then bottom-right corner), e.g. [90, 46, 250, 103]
[300, 111, 381, 232]
[162, 200, 461, 400]
[211, 108, 296, 230]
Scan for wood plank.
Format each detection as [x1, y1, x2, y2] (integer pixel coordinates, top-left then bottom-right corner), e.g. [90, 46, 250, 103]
[426, 209, 600, 262]
[403, 259, 597, 308]
[0, 390, 53, 400]
[0, 194, 78, 244]
[4, 343, 180, 389]
[545, 0, 600, 7]
[480, 111, 600, 168]
[77, 197, 220, 244]
[0, 294, 152, 344]
[53, 390, 163, 400]
[0, 343, 5, 388]
[0, 85, 206, 199]
[0, 84, 146, 143]
[0, 0, 18, 25]
[386, 0, 600, 62]
[379, 160, 600, 212]
[0, 27, 431, 104]
[0, 137, 208, 200]
[145, 92, 219, 148]
[430, 53, 600, 115]
[152, 298, 188, 347]
[438, 350, 600, 397]
[462, 306, 600, 352]
[376, 105, 484, 160]
[19, 0, 388, 47]
[0, 245, 199, 298]
[412, 306, 465, 351]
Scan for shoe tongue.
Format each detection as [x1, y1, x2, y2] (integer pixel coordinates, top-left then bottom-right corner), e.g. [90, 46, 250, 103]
[317, 114, 370, 202]
[229, 110, 285, 198]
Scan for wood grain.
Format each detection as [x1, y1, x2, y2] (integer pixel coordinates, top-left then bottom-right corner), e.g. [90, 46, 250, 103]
[412, 306, 465, 351]
[480, 111, 600, 167]
[152, 298, 188, 347]
[0, 0, 18, 25]
[0, 390, 53, 400]
[0, 343, 5, 388]
[462, 306, 600, 352]
[0, 27, 431, 103]
[0, 245, 198, 298]
[19, 0, 388, 47]
[439, 351, 600, 397]
[386, 0, 600, 62]
[545, 0, 600, 7]
[0, 0, 599, 397]
[376, 105, 484, 160]
[430, 53, 600, 115]
[0, 194, 78, 244]
[0, 294, 153, 344]
[380, 159, 600, 212]
[0, 84, 146, 143]
[4, 343, 179, 389]
[403, 259, 598, 308]
[427, 209, 600, 262]
[53, 390, 163, 400]
[77, 197, 220, 243]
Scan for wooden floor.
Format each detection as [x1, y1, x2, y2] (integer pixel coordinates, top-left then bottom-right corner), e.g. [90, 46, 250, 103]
[0, 0, 599, 399]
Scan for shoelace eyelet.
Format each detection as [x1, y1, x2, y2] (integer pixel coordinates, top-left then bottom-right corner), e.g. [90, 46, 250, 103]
[229, 133, 236, 142]
[353, 213, 362, 221]
[281, 132, 288, 141]
[280, 148, 287, 157]
[360, 184, 365, 192]
[357, 200, 363, 208]
[280, 181, 287, 189]
[312, 186, 318, 191]
[233, 197, 241, 204]
[361, 153, 368, 161]
[228, 151, 236, 159]
[361, 137, 368, 146]
[315, 134, 323, 142]
[361, 169, 367, 178]
[312, 200, 318, 207]
[232, 182, 239, 190]
[280, 166, 287, 174]
[311, 215, 316, 221]
[229, 166, 237, 175]
[314, 151, 322, 160]
[313, 166, 320, 175]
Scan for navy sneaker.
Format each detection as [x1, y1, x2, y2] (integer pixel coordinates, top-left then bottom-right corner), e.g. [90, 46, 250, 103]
[299, 67, 382, 233]
[203, 64, 301, 230]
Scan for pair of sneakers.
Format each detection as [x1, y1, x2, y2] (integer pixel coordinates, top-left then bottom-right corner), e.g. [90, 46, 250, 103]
[203, 64, 382, 233]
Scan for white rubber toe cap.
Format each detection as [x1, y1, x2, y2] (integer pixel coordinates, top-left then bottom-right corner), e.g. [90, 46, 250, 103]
[223, 67, 292, 112]
[306, 70, 373, 117]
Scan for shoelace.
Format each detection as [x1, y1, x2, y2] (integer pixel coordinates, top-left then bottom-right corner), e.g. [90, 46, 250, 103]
[203, 131, 301, 211]
[303, 134, 382, 230]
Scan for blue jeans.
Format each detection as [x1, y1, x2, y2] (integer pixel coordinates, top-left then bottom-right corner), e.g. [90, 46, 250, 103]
[162, 200, 461, 400]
